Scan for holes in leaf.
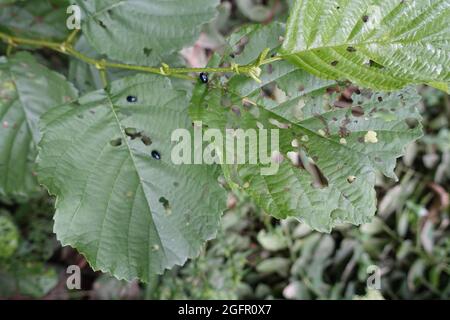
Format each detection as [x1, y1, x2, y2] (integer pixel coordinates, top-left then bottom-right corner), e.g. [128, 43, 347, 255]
[347, 46, 357, 53]
[125, 191, 134, 198]
[343, 86, 360, 100]
[125, 128, 153, 146]
[110, 138, 122, 147]
[294, 150, 329, 189]
[347, 175, 356, 184]
[97, 19, 107, 29]
[271, 151, 284, 164]
[232, 36, 249, 56]
[331, 60, 339, 66]
[362, 15, 369, 23]
[368, 60, 384, 69]
[339, 116, 351, 137]
[231, 106, 241, 117]
[287, 151, 304, 169]
[351, 106, 365, 117]
[310, 163, 329, 189]
[334, 87, 359, 108]
[242, 98, 256, 108]
[327, 86, 341, 95]
[221, 96, 232, 108]
[314, 114, 331, 136]
[125, 127, 140, 139]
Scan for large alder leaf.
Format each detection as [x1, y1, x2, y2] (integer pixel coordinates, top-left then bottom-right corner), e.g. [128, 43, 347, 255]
[37, 74, 226, 281]
[190, 61, 422, 232]
[0, 0, 71, 40]
[0, 52, 78, 199]
[75, 0, 220, 65]
[281, 0, 450, 91]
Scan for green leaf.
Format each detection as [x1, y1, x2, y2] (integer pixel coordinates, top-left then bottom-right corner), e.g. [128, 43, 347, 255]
[0, 0, 71, 40]
[75, 0, 219, 65]
[190, 60, 422, 232]
[224, 22, 285, 66]
[0, 52, 78, 199]
[0, 263, 58, 298]
[256, 257, 290, 276]
[235, 0, 273, 23]
[281, 0, 450, 90]
[257, 229, 288, 251]
[37, 74, 226, 281]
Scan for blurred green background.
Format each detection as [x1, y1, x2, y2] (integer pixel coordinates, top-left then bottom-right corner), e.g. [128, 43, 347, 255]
[0, 0, 449, 300]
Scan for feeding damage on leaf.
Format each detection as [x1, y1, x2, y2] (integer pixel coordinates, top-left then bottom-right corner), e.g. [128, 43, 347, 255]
[186, 12, 428, 232]
[280, 0, 450, 91]
[73, 0, 221, 65]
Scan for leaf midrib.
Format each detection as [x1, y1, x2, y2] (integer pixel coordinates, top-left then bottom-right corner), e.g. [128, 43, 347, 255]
[281, 38, 444, 58]
[8, 68, 38, 144]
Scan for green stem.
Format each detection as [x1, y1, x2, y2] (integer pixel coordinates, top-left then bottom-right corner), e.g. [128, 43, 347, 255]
[0, 31, 284, 82]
